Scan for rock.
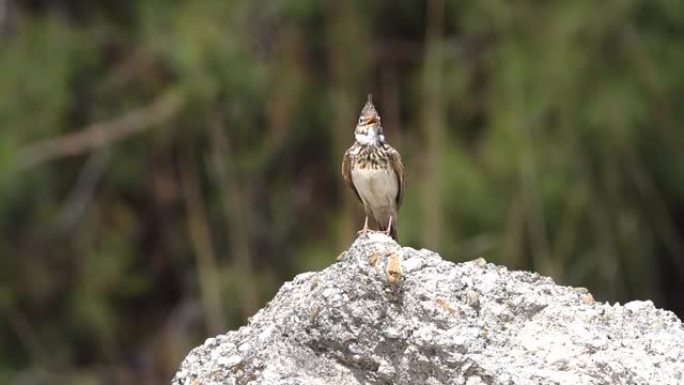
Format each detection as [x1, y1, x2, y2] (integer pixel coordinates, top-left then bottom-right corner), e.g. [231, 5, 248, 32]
[172, 233, 684, 385]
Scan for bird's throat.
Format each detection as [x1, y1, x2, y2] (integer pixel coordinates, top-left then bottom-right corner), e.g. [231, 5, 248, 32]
[355, 133, 380, 146]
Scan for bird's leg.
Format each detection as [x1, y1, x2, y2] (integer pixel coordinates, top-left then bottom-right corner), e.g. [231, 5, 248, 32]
[357, 216, 370, 237]
[384, 216, 394, 236]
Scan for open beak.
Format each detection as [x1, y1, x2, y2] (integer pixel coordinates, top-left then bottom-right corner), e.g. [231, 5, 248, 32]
[367, 114, 378, 125]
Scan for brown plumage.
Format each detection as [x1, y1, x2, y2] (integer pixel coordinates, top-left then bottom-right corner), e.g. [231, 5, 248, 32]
[342, 94, 404, 240]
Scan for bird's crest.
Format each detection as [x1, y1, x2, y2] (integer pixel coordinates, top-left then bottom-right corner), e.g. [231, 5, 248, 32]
[359, 94, 381, 125]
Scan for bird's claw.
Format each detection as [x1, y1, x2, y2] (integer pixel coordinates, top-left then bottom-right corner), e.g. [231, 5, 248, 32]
[357, 228, 370, 237]
[357, 216, 371, 237]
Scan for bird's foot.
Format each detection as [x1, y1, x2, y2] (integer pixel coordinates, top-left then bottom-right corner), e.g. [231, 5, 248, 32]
[357, 228, 371, 237]
[383, 216, 394, 237]
[357, 216, 371, 237]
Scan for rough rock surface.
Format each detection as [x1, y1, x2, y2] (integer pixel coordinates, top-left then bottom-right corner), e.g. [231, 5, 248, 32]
[173, 234, 684, 385]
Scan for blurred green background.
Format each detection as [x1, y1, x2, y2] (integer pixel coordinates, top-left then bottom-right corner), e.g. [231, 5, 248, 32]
[2, 0, 684, 383]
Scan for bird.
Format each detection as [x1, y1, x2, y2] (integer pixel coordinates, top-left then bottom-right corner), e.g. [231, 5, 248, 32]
[342, 94, 404, 240]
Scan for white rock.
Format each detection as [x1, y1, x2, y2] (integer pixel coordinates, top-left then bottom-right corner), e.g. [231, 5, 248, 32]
[172, 236, 684, 385]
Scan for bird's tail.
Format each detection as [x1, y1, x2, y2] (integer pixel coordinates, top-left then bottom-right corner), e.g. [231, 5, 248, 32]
[375, 211, 398, 241]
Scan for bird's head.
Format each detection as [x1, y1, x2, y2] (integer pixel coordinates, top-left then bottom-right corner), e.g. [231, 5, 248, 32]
[354, 94, 384, 145]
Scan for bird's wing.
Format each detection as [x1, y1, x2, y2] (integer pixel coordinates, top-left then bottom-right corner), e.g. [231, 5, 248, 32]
[390, 148, 405, 208]
[342, 149, 362, 203]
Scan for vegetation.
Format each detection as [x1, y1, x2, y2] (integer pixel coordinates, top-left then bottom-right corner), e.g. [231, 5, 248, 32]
[1, 0, 683, 383]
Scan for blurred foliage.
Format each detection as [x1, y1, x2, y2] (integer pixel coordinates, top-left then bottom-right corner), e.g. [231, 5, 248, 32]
[1, 0, 684, 383]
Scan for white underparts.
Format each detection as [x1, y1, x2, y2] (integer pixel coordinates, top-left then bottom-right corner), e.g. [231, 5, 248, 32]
[351, 167, 398, 228]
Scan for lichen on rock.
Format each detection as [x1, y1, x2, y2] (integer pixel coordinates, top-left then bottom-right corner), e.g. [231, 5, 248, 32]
[173, 233, 684, 385]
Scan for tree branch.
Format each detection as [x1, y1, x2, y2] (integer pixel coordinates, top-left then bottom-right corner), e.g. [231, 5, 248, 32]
[15, 89, 184, 171]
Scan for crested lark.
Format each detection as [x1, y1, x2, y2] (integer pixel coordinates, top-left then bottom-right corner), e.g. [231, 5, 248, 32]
[342, 94, 404, 240]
